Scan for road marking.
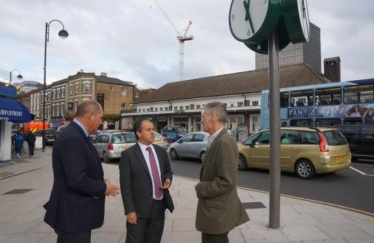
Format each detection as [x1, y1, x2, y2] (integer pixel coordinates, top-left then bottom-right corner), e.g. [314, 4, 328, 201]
[350, 166, 374, 176]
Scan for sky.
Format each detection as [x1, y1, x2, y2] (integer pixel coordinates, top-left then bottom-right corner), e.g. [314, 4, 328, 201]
[1, 0, 374, 89]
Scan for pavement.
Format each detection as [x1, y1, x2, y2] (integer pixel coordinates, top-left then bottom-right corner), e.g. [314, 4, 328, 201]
[0, 148, 373, 243]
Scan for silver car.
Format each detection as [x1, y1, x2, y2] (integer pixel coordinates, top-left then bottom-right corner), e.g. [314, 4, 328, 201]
[169, 132, 209, 162]
[93, 132, 136, 163]
[153, 132, 168, 150]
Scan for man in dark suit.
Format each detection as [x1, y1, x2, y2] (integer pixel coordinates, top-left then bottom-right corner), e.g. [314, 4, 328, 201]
[195, 102, 249, 243]
[119, 118, 174, 243]
[44, 100, 119, 243]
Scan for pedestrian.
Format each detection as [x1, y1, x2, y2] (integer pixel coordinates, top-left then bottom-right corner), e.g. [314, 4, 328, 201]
[43, 99, 120, 243]
[13, 132, 24, 158]
[119, 117, 174, 243]
[25, 129, 36, 157]
[195, 101, 249, 243]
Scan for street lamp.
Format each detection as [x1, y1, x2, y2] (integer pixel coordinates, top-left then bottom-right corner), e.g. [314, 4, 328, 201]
[42, 19, 69, 152]
[9, 69, 23, 85]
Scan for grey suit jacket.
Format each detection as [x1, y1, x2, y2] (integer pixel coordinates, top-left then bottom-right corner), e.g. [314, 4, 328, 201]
[195, 128, 249, 234]
[119, 143, 174, 218]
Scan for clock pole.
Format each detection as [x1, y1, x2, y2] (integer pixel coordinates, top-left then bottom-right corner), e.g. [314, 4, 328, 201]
[268, 27, 281, 229]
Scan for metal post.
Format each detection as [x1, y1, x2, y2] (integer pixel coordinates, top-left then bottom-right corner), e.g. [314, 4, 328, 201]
[268, 27, 281, 229]
[9, 72, 12, 85]
[42, 22, 48, 152]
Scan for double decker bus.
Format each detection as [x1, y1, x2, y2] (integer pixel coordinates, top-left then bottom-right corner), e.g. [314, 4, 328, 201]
[260, 78, 374, 129]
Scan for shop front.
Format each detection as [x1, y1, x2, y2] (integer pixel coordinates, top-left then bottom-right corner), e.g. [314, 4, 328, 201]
[0, 85, 31, 164]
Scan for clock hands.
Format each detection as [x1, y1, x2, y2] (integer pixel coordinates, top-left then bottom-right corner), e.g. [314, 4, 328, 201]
[243, 0, 254, 36]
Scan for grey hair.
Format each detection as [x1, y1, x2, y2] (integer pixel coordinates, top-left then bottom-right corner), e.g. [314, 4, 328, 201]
[75, 99, 102, 117]
[204, 102, 227, 124]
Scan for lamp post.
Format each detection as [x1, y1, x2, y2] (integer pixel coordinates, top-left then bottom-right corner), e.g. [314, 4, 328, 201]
[42, 19, 69, 152]
[9, 69, 23, 85]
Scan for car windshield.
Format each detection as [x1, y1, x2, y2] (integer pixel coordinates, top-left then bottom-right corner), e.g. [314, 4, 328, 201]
[177, 127, 187, 133]
[323, 130, 348, 145]
[111, 134, 136, 144]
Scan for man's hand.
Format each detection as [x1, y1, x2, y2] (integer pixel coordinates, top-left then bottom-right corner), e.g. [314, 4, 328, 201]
[160, 179, 171, 190]
[105, 179, 120, 196]
[127, 212, 137, 224]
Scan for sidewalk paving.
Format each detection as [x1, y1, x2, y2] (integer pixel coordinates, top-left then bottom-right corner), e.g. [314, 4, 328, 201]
[0, 147, 373, 243]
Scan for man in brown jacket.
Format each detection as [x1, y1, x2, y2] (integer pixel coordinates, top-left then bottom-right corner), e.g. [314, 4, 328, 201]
[195, 101, 249, 243]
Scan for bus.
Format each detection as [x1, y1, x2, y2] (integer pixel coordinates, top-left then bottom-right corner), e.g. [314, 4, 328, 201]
[260, 78, 374, 129]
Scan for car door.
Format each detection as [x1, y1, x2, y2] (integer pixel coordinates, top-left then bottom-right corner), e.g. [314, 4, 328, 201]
[280, 130, 299, 170]
[360, 126, 374, 158]
[250, 131, 270, 168]
[93, 135, 103, 157]
[176, 134, 194, 157]
[190, 133, 207, 158]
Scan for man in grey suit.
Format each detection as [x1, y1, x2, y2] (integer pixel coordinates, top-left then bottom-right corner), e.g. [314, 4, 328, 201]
[195, 102, 249, 243]
[119, 118, 174, 243]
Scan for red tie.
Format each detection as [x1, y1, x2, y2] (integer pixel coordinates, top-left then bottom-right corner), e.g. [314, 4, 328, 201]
[146, 147, 163, 199]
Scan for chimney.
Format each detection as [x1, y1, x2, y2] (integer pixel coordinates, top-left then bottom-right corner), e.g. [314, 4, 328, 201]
[100, 72, 107, 77]
[324, 57, 341, 82]
[79, 69, 84, 73]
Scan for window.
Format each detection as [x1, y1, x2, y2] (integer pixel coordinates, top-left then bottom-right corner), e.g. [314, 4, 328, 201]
[344, 84, 374, 104]
[53, 90, 56, 99]
[111, 86, 114, 91]
[75, 83, 79, 94]
[174, 107, 178, 110]
[61, 87, 65, 98]
[223, 103, 227, 107]
[122, 87, 127, 96]
[237, 102, 243, 107]
[179, 106, 183, 110]
[57, 89, 60, 99]
[83, 82, 90, 93]
[185, 106, 189, 110]
[155, 108, 158, 111]
[165, 107, 168, 111]
[160, 107, 163, 111]
[69, 84, 73, 95]
[121, 103, 126, 110]
[280, 92, 289, 107]
[290, 90, 313, 107]
[252, 101, 259, 106]
[316, 87, 341, 106]
[135, 92, 139, 98]
[196, 105, 201, 109]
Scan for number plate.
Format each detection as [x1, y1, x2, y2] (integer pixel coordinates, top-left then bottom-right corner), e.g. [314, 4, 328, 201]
[335, 156, 345, 163]
[154, 139, 162, 144]
[121, 146, 129, 150]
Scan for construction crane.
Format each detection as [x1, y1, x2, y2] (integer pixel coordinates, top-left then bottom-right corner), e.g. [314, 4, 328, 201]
[153, 0, 194, 80]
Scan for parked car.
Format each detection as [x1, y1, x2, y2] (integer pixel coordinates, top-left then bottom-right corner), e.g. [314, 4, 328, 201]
[333, 125, 374, 161]
[237, 127, 351, 179]
[169, 132, 209, 162]
[93, 131, 136, 163]
[153, 132, 168, 150]
[35, 128, 57, 145]
[161, 125, 187, 142]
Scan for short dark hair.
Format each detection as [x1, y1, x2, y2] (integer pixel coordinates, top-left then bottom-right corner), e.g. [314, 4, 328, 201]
[133, 118, 152, 140]
[75, 100, 102, 117]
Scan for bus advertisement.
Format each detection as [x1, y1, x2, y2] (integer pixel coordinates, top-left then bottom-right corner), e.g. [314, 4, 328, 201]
[260, 78, 374, 129]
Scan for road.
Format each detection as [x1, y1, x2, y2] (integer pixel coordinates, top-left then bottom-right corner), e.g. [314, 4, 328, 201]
[168, 158, 374, 214]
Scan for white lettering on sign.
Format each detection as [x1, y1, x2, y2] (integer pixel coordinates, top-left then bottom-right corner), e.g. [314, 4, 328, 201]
[0, 109, 23, 117]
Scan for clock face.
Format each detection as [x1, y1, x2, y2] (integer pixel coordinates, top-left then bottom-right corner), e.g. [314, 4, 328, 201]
[229, 0, 281, 44]
[283, 0, 310, 43]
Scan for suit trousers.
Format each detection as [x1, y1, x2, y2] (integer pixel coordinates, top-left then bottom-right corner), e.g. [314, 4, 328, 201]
[126, 199, 166, 243]
[55, 230, 91, 243]
[202, 232, 229, 243]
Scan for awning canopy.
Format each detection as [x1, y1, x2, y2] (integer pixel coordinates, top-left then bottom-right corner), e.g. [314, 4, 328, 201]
[0, 98, 31, 123]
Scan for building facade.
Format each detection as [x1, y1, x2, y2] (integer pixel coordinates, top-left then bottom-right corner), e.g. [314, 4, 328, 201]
[121, 63, 331, 140]
[255, 23, 321, 72]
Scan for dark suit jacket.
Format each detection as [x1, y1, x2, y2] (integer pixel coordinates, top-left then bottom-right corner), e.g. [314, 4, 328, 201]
[44, 122, 107, 232]
[195, 128, 249, 234]
[119, 143, 174, 218]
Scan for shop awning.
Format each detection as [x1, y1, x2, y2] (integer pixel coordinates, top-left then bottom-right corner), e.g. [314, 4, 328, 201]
[0, 98, 31, 123]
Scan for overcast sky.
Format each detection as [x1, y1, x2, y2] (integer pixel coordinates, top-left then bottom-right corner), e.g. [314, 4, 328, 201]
[1, 0, 374, 89]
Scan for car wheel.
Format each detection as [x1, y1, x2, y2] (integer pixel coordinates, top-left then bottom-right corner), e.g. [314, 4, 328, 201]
[200, 151, 206, 162]
[238, 154, 248, 171]
[170, 149, 179, 160]
[295, 159, 315, 179]
[103, 152, 111, 164]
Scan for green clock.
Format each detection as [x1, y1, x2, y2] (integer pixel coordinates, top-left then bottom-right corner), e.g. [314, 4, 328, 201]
[229, 0, 282, 44]
[283, 0, 310, 43]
